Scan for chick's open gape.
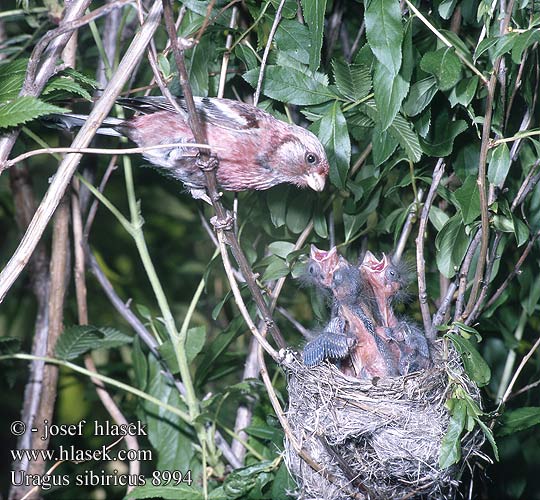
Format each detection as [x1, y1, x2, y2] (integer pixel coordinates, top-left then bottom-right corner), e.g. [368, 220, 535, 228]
[283, 246, 486, 500]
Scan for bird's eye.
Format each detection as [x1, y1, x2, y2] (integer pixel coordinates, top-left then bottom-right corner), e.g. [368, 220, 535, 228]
[305, 152, 318, 165]
[308, 263, 318, 276]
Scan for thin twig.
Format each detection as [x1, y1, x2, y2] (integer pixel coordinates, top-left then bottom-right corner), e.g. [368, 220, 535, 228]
[454, 231, 482, 321]
[6, 142, 217, 168]
[394, 188, 424, 262]
[482, 229, 540, 312]
[500, 333, 540, 406]
[416, 159, 445, 337]
[253, 0, 287, 106]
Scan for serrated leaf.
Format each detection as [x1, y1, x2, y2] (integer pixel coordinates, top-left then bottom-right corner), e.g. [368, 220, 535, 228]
[62, 67, 99, 89]
[447, 333, 491, 386]
[365, 0, 403, 77]
[387, 113, 422, 162]
[332, 60, 372, 101]
[455, 176, 480, 224]
[300, 0, 327, 70]
[402, 76, 438, 117]
[0, 96, 66, 129]
[488, 143, 511, 188]
[373, 60, 409, 131]
[0, 337, 22, 355]
[498, 407, 540, 437]
[55, 325, 133, 360]
[372, 122, 398, 166]
[275, 19, 310, 65]
[318, 102, 351, 187]
[420, 47, 462, 91]
[439, 399, 466, 468]
[55, 326, 104, 360]
[243, 65, 336, 105]
[43, 77, 92, 100]
[435, 214, 469, 278]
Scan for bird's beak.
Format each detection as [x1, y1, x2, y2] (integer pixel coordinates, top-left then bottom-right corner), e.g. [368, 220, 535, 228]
[304, 172, 326, 191]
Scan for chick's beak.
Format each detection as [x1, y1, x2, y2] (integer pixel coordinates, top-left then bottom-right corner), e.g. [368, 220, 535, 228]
[304, 172, 326, 191]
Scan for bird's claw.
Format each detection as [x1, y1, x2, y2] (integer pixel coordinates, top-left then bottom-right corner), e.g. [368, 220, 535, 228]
[196, 155, 219, 172]
[210, 211, 234, 231]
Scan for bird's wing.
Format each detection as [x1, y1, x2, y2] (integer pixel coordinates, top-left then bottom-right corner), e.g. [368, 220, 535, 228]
[117, 96, 262, 132]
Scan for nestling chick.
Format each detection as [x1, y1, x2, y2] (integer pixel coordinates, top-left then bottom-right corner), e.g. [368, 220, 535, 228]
[302, 245, 340, 290]
[47, 96, 329, 199]
[360, 252, 431, 373]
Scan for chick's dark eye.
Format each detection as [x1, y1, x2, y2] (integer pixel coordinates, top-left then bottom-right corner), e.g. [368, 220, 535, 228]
[305, 152, 318, 165]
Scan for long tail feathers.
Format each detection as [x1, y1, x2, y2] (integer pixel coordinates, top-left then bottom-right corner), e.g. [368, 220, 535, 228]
[44, 113, 125, 137]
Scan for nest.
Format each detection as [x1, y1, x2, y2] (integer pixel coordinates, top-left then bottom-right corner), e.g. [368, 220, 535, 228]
[283, 342, 485, 500]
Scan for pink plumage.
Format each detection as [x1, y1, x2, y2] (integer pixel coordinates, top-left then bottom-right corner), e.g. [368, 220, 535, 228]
[51, 96, 329, 199]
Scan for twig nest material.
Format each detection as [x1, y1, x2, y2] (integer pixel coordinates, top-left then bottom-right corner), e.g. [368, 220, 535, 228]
[283, 342, 484, 499]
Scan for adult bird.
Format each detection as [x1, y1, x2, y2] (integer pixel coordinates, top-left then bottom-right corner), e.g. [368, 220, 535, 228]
[48, 96, 329, 200]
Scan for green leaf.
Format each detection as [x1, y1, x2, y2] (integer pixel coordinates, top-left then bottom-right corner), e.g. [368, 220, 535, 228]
[438, 0, 457, 19]
[488, 143, 511, 188]
[512, 214, 529, 247]
[0, 59, 28, 102]
[365, 0, 403, 77]
[275, 19, 311, 65]
[373, 60, 409, 131]
[372, 123, 398, 166]
[318, 101, 351, 187]
[454, 175, 481, 224]
[332, 60, 372, 101]
[126, 484, 203, 499]
[300, 0, 327, 71]
[402, 77, 438, 117]
[262, 256, 290, 281]
[0, 337, 22, 355]
[429, 206, 449, 231]
[386, 113, 422, 162]
[447, 333, 491, 386]
[42, 77, 92, 100]
[267, 186, 289, 228]
[420, 118, 468, 157]
[435, 214, 469, 278]
[243, 65, 336, 105]
[268, 241, 295, 258]
[55, 325, 132, 360]
[420, 47, 462, 91]
[286, 192, 313, 232]
[498, 407, 540, 437]
[144, 355, 192, 470]
[512, 28, 540, 64]
[439, 399, 466, 468]
[53, 328, 101, 361]
[270, 0, 298, 18]
[448, 76, 478, 108]
[0, 96, 66, 129]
